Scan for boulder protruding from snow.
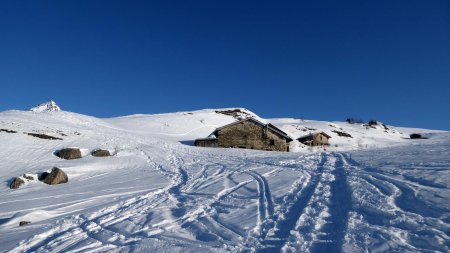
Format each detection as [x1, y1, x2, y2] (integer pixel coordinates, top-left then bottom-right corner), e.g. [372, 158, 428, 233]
[19, 221, 31, 226]
[10, 177, 25, 189]
[56, 148, 82, 160]
[91, 149, 111, 157]
[42, 167, 68, 185]
[30, 100, 61, 112]
[410, 133, 422, 139]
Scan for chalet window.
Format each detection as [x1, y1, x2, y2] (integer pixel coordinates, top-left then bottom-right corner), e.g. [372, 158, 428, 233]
[270, 139, 275, 145]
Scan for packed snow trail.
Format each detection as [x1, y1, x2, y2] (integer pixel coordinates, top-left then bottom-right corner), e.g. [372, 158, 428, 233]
[309, 153, 352, 253]
[280, 154, 338, 252]
[241, 154, 349, 253]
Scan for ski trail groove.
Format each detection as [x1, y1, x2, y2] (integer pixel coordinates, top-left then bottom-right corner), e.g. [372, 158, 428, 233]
[340, 153, 450, 252]
[246, 170, 274, 235]
[280, 154, 337, 252]
[15, 147, 190, 252]
[310, 153, 352, 253]
[251, 154, 327, 253]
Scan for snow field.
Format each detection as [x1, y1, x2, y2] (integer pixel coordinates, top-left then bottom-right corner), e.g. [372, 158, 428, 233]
[0, 108, 449, 252]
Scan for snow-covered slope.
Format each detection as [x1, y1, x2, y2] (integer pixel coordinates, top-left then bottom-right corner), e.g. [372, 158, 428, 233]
[30, 100, 61, 112]
[0, 107, 449, 252]
[106, 108, 444, 152]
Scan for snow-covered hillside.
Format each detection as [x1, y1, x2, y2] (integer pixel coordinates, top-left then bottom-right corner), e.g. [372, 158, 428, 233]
[0, 106, 449, 252]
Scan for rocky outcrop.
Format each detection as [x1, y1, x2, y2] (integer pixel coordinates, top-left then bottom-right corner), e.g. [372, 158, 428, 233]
[27, 133, 62, 140]
[56, 148, 82, 160]
[91, 149, 111, 157]
[19, 221, 31, 226]
[332, 130, 352, 138]
[215, 109, 252, 120]
[42, 167, 68, 185]
[0, 129, 17, 133]
[10, 177, 25, 189]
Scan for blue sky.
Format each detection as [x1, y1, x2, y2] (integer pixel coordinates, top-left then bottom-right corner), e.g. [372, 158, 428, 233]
[1, 1, 449, 130]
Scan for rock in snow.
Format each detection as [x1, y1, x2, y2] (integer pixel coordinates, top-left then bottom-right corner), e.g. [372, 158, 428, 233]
[56, 148, 82, 160]
[19, 221, 31, 226]
[9, 177, 25, 189]
[42, 167, 68, 185]
[30, 100, 61, 112]
[91, 149, 111, 157]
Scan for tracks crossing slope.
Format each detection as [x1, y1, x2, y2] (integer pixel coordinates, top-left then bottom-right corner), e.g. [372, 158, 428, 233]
[8, 143, 450, 253]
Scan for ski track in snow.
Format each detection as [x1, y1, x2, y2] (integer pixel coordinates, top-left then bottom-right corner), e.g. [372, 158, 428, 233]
[279, 154, 338, 252]
[340, 153, 450, 253]
[2, 118, 449, 253]
[245, 170, 274, 235]
[5, 145, 450, 253]
[7, 147, 450, 253]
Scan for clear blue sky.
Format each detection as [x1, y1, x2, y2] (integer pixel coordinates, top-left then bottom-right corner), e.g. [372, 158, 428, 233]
[1, 1, 449, 130]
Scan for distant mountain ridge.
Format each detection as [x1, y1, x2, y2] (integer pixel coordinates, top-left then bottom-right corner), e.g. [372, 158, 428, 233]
[30, 100, 61, 112]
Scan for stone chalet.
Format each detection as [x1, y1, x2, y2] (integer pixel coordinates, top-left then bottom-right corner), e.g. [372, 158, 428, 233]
[194, 118, 293, 152]
[297, 132, 331, 146]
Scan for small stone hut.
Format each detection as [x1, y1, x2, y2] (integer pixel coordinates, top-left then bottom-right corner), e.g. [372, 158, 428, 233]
[297, 132, 331, 146]
[194, 118, 293, 152]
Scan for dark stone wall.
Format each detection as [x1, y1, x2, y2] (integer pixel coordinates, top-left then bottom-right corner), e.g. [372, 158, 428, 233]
[216, 121, 289, 152]
[194, 139, 218, 147]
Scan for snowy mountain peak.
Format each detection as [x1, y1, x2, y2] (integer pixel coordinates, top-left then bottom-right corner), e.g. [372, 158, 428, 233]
[30, 100, 61, 112]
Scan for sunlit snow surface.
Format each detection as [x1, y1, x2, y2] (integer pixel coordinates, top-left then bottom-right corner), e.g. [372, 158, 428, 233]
[0, 109, 449, 252]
